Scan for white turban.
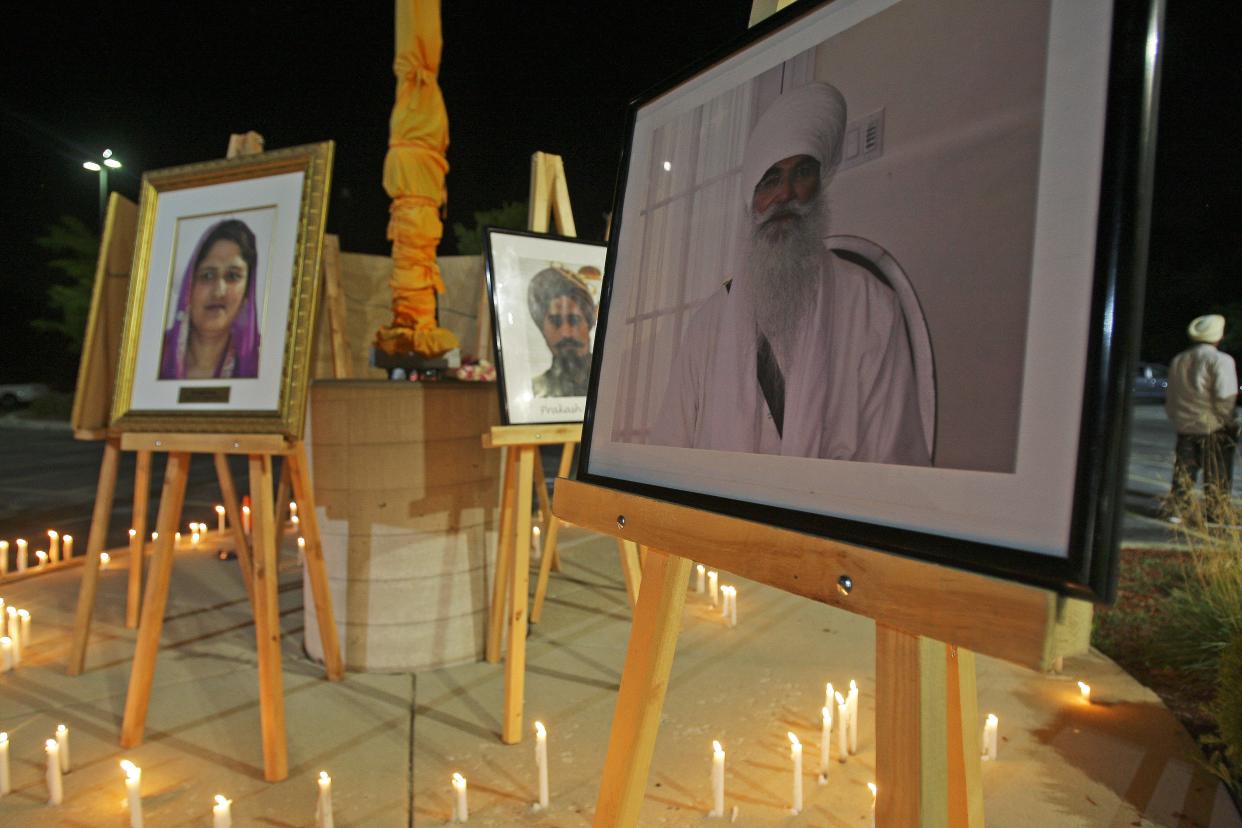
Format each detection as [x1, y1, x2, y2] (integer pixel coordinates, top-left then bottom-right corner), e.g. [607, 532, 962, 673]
[1188, 314, 1225, 343]
[740, 82, 847, 207]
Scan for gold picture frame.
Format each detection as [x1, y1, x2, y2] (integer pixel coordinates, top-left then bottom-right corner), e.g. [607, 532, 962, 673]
[111, 141, 333, 439]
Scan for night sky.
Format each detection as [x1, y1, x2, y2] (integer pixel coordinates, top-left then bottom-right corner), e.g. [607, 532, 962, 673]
[2, 0, 1237, 386]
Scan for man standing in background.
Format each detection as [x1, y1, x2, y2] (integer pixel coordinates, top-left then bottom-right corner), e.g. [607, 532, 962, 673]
[1165, 313, 1239, 524]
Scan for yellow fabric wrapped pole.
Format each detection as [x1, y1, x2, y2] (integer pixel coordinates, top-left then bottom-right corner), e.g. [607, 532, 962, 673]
[375, 0, 459, 358]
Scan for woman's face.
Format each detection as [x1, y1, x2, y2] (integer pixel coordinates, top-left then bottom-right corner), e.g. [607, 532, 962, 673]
[188, 239, 249, 337]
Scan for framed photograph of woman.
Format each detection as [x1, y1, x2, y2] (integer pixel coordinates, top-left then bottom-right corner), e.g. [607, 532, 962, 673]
[484, 228, 607, 425]
[111, 141, 333, 438]
[578, 0, 1162, 600]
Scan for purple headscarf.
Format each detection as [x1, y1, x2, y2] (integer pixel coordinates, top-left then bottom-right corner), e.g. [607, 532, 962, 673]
[159, 219, 260, 380]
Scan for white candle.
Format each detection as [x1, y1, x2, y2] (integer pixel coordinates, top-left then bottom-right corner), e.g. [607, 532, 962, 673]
[242, 505, 251, 534]
[982, 713, 999, 761]
[48, 530, 60, 564]
[451, 772, 469, 823]
[316, 771, 334, 828]
[534, 721, 549, 809]
[847, 680, 859, 755]
[710, 740, 725, 817]
[291, 515, 300, 530]
[531, 525, 542, 561]
[289, 501, 298, 518]
[868, 782, 878, 828]
[192, 531, 201, 546]
[151, 532, 158, 542]
[101, 552, 112, 569]
[175, 531, 181, 545]
[0, 540, 8, 574]
[213, 794, 232, 828]
[36, 550, 48, 569]
[216, 505, 226, 534]
[818, 706, 832, 780]
[1, 636, 10, 672]
[727, 586, 737, 627]
[695, 564, 705, 593]
[56, 724, 70, 773]
[297, 537, 306, 564]
[19, 609, 30, 646]
[121, 760, 143, 828]
[16, 539, 27, 572]
[62, 535, 73, 559]
[836, 691, 848, 762]
[787, 732, 802, 815]
[45, 739, 62, 805]
[707, 571, 719, 607]
[0, 731, 9, 796]
[1078, 681, 1092, 703]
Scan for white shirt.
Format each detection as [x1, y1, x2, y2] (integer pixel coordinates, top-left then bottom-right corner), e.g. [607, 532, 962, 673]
[1165, 343, 1238, 434]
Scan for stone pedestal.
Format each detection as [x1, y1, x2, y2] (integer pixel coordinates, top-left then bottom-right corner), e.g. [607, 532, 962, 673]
[304, 380, 500, 672]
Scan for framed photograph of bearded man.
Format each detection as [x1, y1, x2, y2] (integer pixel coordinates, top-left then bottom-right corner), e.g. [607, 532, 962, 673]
[111, 141, 334, 438]
[484, 228, 607, 425]
[578, 0, 1162, 600]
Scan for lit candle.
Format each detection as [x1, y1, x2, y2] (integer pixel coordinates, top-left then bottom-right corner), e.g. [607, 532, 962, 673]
[48, 530, 60, 564]
[192, 531, 201, 546]
[534, 721, 549, 810]
[707, 570, 719, 607]
[19, 609, 30, 645]
[175, 531, 181, 545]
[1, 636, 11, 672]
[710, 740, 725, 817]
[1078, 681, 1091, 703]
[216, 505, 226, 534]
[451, 772, 469, 823]
[727, 586, 737, 627]
[289, 501, 298, 518]
[213, 794, 232, 828]
[0, 731, 9, 796]
[242, 505, 251, 534]
[868, 782, 877, 828]
[695, 564, 705, 593]
[56, 724, 70, 773]
[151, 532, 158, 542]
[101, 552, 112, 569]
[297, 537, 306, 564]
[291, 515, 300, 530]
[0, 540, 8, 574]
[36, 550, 48, 569]
[62, 535, 73, 559]
[836, 691, 848, 762]
[45, 739, 62, 805]
[120, 760, 143, 828]
[982, 713, 998, 761]
[719, 584, 730, 619]
[532, 525, 542, 561]
[16, 539, 28, 572]
[316, 771, 334, 828]
[787, 732, 803, 815]
[818, 706, 832, 781]
[847, 680, 859, 755]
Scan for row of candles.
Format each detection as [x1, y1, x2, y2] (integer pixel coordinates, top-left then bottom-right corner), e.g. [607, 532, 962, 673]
[693, 563, 738, 627]
[0, 726, 335, 827]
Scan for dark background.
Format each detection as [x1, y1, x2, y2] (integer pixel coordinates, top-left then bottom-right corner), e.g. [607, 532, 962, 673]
[1, 0, 1237, 387]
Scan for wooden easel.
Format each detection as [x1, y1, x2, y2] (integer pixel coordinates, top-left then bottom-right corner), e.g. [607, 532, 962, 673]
[114, 433, 342, 782]
[555, 479, 1079, 826]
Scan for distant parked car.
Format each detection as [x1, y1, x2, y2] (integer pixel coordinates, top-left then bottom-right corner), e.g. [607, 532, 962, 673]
[1133, 362, 1168, 402]
[0, 383, 50, 410]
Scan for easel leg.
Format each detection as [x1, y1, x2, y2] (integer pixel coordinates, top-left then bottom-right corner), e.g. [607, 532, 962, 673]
[592, 550, 692, 826]
[249, 453, 289, 782]
[947, 647, 985, 826]
[125, 449, 152, 629]
[617, 539, 642, 608]
[121, 452, 191, 747]
[876, 624, 923, 826]
[287, 443, 344, 680]
[486, 449, 518, 664]
[534, 452, 551, 532]
[214, 453, 255, 611]
[67, 436, 121, 676]
[502, 445, 535, 744]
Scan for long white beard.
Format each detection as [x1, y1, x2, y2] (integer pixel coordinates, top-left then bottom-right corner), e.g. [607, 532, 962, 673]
[745, 196, 826, 364]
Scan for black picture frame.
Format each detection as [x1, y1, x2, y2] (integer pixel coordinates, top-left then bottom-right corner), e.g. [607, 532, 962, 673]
[577, 0, 1164, 601]
[484, 227, 609, 426]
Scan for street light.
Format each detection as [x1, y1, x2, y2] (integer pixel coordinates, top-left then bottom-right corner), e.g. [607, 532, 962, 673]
[82, 148, 122, 230]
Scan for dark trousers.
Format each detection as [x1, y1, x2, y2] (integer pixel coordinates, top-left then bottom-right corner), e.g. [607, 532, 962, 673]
[1171, 427, 1238, 520]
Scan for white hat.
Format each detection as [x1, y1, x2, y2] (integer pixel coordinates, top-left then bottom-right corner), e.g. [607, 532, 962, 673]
[740, 82, 847, 206]
[1188, 314, 1225, 343]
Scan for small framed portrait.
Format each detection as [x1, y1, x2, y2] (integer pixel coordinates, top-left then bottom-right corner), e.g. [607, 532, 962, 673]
[484, 228, 607, 425]
[579, 0, 1162, 599]
[111, 142, 333, 438]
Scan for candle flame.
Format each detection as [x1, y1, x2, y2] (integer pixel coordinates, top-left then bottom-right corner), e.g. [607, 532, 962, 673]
[534, 721, 546, 737]
[48, 530, 58, 539]
[101, 553, 111, 566]
[36, 551, 47, 561]
[1077, 681, 1091, 700]
[986, 713, 998, 726]
[697, 564, 705, 572]
[290, 501, 297, 511]
[46, 738, 57, 751]
[712, 739, 723, 754]
[120, 760, 140, 780]
[868, 782, 878, 798]
[532, 526, 540, 536]
[6, 607, 15, 618]
[215, 794, 231, 807]
[17, 609, 29, 620]
[452, 772, 466, 785]
[0, 731, 7, 743]
[320, 771, 330, 783]
[298, 537, 306, 547]
[63, 535, 71, 543]
[57, 724, 67, 735]
[129, 529, 137, 537]
[850, 679, 858, 692]
[216, 505, 225, 514]
[835, 691, 846, 706]
[787, 731, 800, 747]
[151, 532, 158, 540]
[1, 637, 9, 645]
